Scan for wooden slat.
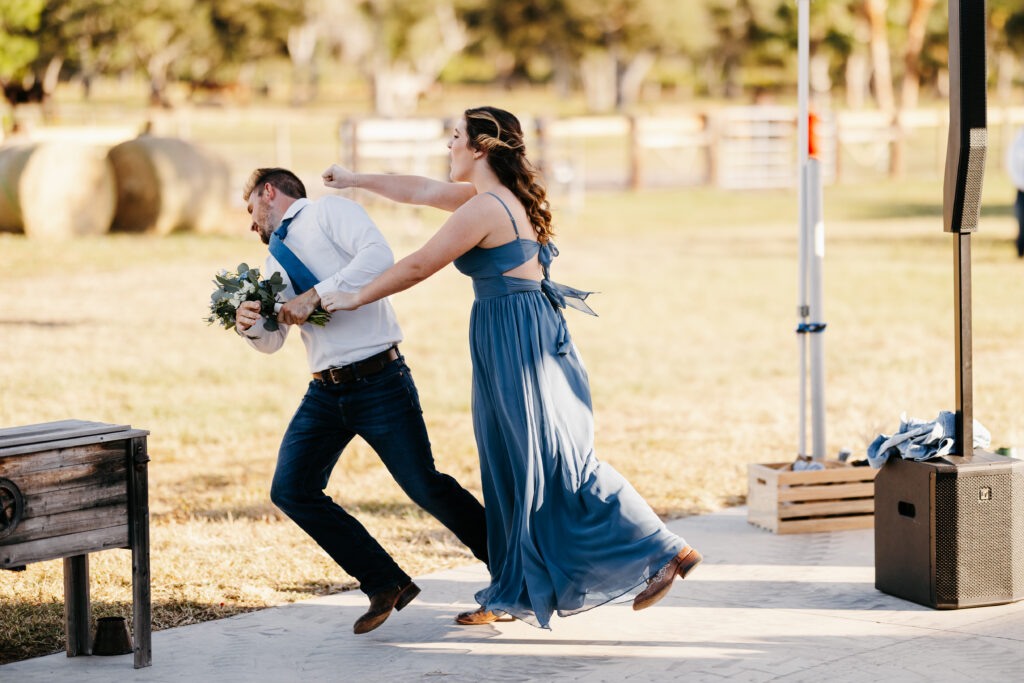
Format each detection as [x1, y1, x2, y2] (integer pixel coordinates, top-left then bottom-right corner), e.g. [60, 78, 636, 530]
[777, 467, 877, 486]
[0, 442, 125, 478]
[0, 525, 129, 568]
[0, 420, 130, 449]
[22, 481, 127, 518]
[777, 515, 874, 534]
[778, 498, 875, 519]
[0, 429, 148, 459]
[5, 457, 127, 497]
[777, 482, 875, 502]
[2, 503, 130, 545]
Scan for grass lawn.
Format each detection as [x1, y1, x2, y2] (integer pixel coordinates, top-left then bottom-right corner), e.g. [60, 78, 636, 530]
[2, 175, 1023, 663]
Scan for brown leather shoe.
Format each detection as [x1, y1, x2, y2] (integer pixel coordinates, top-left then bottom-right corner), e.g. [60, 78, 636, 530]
[454, 607, 512, 625]
[632, 546, 702, 611]
[353, 581, 421, 634]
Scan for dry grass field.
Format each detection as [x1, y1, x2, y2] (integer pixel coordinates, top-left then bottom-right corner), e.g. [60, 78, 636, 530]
[2, 177, 1023, 663]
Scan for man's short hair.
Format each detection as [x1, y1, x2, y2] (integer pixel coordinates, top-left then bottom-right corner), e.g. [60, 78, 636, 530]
[243, 168, 307, 201]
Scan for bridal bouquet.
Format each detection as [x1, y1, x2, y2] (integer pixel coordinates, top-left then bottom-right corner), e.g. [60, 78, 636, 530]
[207, 263, 330, 332]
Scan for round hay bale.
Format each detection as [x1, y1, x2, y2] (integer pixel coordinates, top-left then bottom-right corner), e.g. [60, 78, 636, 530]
[108, 136, 229, 235]
[0, 143, 116, 239]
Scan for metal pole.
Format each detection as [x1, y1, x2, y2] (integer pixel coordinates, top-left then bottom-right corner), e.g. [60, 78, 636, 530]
[954, 233, 973, 454]
[808, 158, 827, 459]
[796, 0, 810, 459]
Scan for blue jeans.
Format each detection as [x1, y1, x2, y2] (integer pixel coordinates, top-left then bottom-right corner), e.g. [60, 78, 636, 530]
[1015, 190, 1024, 257]
[270, 357, 488, 596]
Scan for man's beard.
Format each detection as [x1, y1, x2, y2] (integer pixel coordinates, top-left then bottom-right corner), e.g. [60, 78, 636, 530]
[258, 225, 272, 245]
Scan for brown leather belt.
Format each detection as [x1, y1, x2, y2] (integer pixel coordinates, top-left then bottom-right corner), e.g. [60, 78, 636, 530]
[313, 346, 399, 385]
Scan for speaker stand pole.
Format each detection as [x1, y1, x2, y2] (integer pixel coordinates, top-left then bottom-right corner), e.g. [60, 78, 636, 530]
[954, 232, 973, 455]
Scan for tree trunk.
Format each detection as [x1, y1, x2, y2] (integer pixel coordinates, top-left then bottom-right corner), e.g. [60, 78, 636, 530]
[287, 22, 318, 105]
[900, 0, 937, 110]
[865, 0, 894, 111]
[580, 51, 617, 113]
[845, 52, 869, 109]
[617, 51, 655, 111]
[364, 2, 466, 116]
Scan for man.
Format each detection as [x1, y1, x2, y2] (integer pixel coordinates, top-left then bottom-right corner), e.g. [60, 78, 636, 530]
[235, 168, 488, 634]
[1007, 128, 1024, 258]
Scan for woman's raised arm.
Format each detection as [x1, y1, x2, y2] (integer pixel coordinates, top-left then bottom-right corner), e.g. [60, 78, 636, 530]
[322, 164, 476, 212]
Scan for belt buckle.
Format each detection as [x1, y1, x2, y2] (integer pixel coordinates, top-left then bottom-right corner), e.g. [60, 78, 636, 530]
[327, 367, 344, 384]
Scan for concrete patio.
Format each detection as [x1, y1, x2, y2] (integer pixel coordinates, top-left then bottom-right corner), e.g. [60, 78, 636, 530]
[3, 506, 1022, 682]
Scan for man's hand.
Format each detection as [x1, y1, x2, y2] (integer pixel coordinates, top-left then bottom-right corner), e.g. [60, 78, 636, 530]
[321, 291, 361, 312]
[279, 288, 321, 326]
[322, 164, 356, 190]
[235, 300, 261, 332]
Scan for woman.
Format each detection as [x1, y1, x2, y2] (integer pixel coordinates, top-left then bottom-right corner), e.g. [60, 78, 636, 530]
[320, 106, 700, 628]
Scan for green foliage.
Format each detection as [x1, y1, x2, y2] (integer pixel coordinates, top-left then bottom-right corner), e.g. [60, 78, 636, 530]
[0, 0, 45, 80]
[207, 265, 327, 334]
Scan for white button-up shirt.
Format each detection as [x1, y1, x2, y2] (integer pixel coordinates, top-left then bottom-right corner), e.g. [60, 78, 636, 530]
[244, 196, 402, 372]
[1008, 129, 1024, 191]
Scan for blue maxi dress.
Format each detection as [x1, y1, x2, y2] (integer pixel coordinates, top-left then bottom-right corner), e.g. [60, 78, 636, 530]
[453, 193, 688, 628]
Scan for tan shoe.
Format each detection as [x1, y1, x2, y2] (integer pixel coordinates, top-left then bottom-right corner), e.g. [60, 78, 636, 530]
[632, 546, 702, 611]
[353, 581, 421, 634]
[454, 607, 512, 625]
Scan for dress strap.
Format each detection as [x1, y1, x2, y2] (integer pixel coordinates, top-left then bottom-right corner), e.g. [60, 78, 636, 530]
[485, 191, 520, 237]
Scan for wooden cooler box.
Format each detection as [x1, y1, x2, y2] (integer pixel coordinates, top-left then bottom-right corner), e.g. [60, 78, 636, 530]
[748, 460, 878, 534]
[0, 419, 151, 668]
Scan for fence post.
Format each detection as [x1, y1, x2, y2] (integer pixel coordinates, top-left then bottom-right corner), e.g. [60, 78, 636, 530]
[628, 115, 642, 190]
[705, 113, 720, 187]
[340, 119, 359, 172]
[889, 111, 904, 178]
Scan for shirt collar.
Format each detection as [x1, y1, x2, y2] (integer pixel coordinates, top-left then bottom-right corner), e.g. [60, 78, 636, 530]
[280, 197, 312, 223]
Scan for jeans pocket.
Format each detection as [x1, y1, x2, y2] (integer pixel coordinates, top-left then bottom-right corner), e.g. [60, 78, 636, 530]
[405, 382, 423, 414]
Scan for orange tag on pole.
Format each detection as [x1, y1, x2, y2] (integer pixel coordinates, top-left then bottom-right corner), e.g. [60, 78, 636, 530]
[808, 112, 820, 159]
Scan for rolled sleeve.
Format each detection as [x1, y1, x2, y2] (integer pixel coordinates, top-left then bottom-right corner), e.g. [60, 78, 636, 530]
[243, 255, 290, 354]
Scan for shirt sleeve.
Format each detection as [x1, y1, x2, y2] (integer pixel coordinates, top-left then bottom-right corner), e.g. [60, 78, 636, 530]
[312, 196, 395, 297]
[242, 255, 290, 354]
[1009, 131, 1024, 190]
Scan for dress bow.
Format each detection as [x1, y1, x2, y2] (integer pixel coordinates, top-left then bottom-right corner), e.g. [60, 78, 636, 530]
[538, 242, 597, 355]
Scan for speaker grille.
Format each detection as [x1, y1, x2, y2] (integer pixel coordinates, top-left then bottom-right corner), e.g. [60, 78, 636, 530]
[936, 470, 1024, 605]
[935, 476, 957, 600]
[961, 127, 987, 232]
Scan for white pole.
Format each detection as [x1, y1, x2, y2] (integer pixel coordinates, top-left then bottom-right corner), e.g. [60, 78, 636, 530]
[797, 0, 810, 459]
[808, 158, 827, 460]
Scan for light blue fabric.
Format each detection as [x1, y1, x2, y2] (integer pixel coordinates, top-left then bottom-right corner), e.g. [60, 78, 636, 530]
[792, 458, 826, 471]
[867, 411, 992, 469]
[453, 198, 687, 628]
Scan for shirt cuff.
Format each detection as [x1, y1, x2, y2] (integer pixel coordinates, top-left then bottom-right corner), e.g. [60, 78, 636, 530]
[315, 277, 358, 297]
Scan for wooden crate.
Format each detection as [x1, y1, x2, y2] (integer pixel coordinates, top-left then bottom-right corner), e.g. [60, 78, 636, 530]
[0, 419, 151, 668]
[747, 460, 878, 534]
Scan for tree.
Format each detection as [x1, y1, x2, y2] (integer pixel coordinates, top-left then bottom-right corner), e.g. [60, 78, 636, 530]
[899, 0, 937, 109]
[321, 0, 469, 116]
[0, 0, 45, 84]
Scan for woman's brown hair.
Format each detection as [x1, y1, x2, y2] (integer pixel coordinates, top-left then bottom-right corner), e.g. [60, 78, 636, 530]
[464, 106, 554, 244]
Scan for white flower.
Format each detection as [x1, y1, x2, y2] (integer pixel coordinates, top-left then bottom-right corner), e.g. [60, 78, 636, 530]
[241, 281, 256, 294]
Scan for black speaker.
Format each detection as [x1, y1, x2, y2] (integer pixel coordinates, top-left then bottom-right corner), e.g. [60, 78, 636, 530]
[874, 450, 1024, 608]
[943, 0, 987, 234]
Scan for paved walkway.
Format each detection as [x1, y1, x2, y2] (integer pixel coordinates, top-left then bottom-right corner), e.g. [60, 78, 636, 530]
[4, 507, 1023, 681]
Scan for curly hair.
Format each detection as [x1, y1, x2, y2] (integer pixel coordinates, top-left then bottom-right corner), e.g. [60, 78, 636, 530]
[464, 106, 554, 244]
